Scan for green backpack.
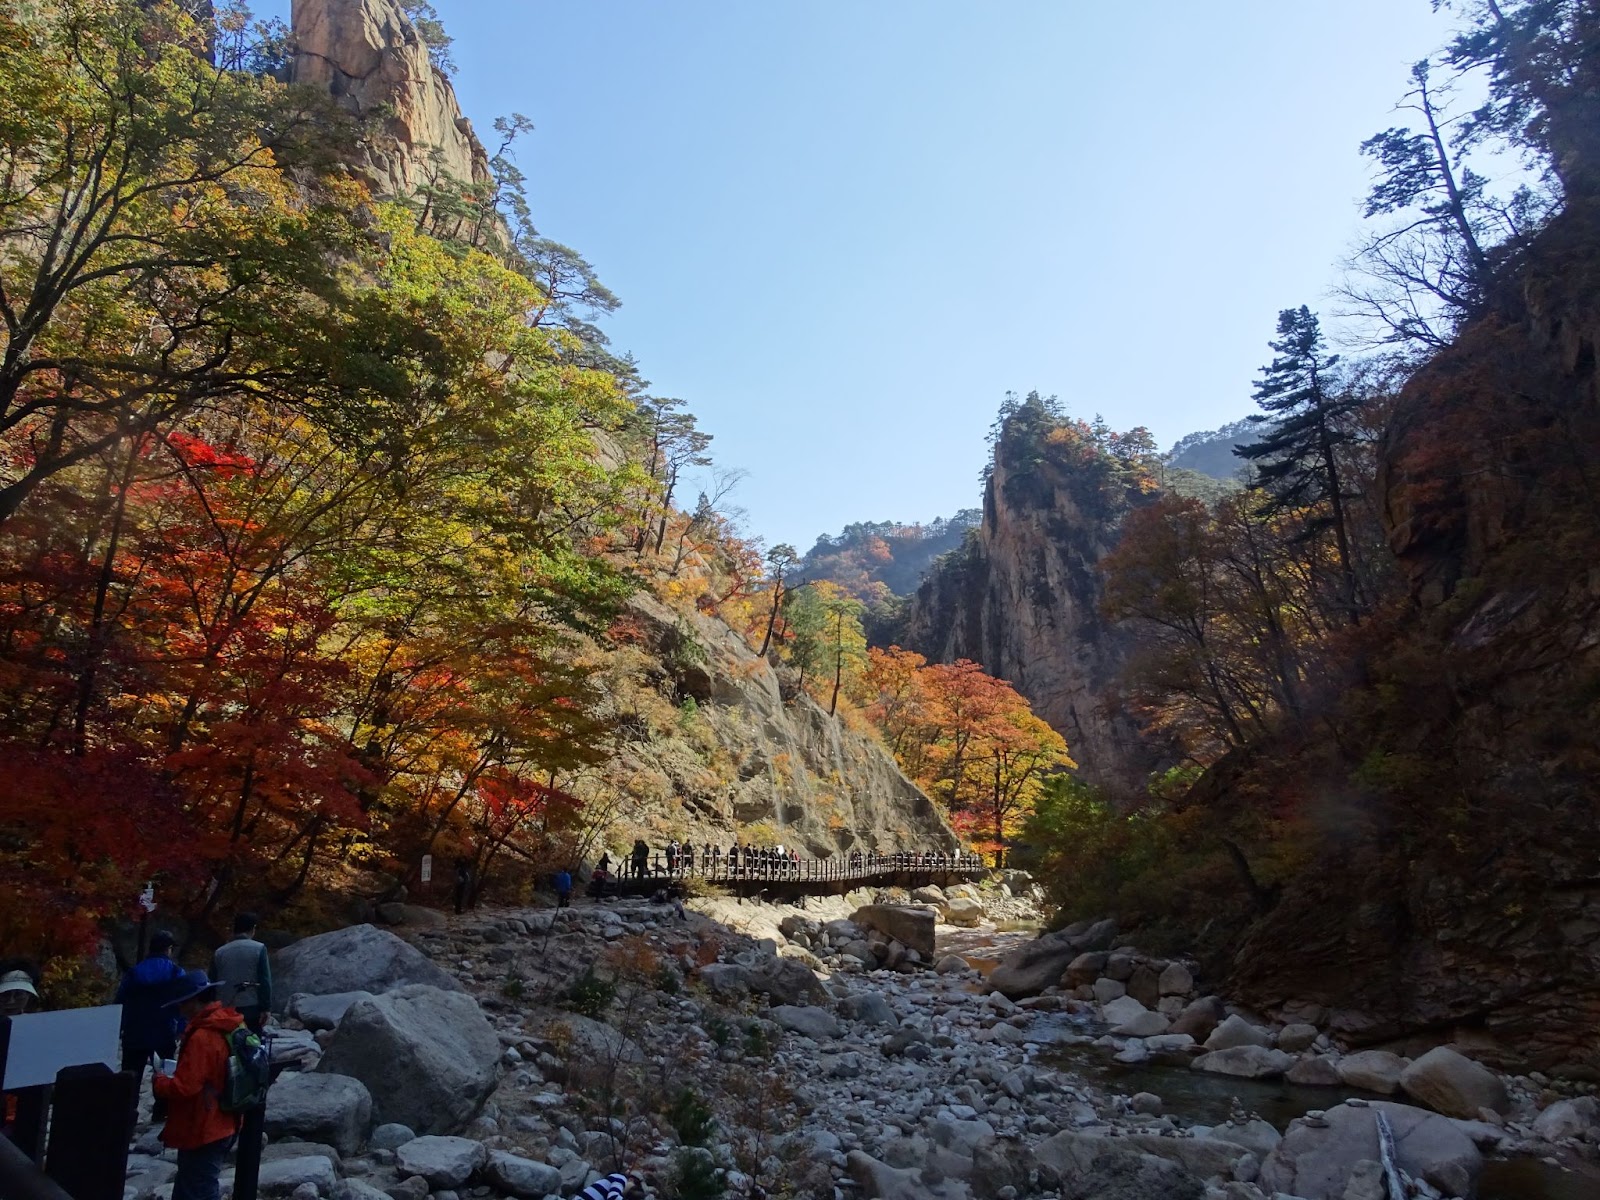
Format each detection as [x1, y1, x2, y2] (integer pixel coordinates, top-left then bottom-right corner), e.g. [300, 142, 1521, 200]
[217, 1024, 271, 1113]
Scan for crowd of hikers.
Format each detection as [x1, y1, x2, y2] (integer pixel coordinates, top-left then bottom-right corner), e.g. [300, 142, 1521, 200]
[2, 913, 273, 1200]
[1, 840, 975, 1197]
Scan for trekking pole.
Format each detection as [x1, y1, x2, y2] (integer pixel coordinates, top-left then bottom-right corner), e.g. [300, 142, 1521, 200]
[233, 1035, 277, 1200]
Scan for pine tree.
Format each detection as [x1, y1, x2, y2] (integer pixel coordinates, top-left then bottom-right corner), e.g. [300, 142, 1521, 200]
[1235, 307, 1364, 621]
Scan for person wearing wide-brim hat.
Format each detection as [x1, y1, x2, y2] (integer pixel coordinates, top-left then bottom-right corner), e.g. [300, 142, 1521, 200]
[152, 970, 244, 1200]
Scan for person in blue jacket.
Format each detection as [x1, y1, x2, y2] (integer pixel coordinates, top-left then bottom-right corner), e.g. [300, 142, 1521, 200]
[118, 931, 186, 1120]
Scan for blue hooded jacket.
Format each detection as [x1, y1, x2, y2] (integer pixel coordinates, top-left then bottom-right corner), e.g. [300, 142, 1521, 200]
[116, 955, 186, 1055]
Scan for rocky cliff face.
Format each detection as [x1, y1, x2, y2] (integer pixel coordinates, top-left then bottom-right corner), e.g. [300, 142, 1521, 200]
[613, 595, 959, 855]
[1226, 202, 1600, 1076]
[902, 439, 1154, 792]
[291, 0, 491, 200]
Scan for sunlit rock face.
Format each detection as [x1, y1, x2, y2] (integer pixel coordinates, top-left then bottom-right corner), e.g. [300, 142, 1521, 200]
[902, 439, 1158, 794]
[291, 0, 491, 200]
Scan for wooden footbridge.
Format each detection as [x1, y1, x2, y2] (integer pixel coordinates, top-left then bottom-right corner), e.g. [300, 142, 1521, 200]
[589, 850, 988, 902]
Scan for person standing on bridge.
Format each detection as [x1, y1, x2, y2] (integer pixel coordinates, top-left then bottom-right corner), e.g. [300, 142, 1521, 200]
[665, 840, 679, 876]
[631, 840, 649, 880]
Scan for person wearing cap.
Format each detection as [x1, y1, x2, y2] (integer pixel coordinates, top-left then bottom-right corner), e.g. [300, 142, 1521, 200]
[211, 912, 271, 1034]
[0, 961, 40, 1019]
[153, 970, 244, 1200]
[117, 932, 187, 1120]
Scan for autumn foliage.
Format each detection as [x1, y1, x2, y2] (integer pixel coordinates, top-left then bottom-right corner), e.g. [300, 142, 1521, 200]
[861, 649, 1072, 864]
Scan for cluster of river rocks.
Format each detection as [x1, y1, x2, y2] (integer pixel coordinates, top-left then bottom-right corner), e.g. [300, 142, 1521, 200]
[119, 887, 1599, 1200]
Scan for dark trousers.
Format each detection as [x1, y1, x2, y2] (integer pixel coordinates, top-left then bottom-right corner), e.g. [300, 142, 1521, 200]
[236, 1006, 265, 1034]
[120, 1044, 170, 1122]
[173, 1137, 231, 1200]
[556, 891, 571, 909]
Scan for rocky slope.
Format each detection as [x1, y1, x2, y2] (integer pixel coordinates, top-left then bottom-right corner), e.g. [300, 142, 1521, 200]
[607, 594, 958, 856]
[901, 427, 1157, 793]
[291, 0, 493, 199]
[284, 1, 954, 859]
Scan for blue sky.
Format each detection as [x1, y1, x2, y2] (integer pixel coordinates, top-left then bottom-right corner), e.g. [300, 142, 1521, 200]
[276, 2, 1456, 549]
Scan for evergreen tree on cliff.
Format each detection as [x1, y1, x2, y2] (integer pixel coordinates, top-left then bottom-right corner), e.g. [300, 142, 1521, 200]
[1235, 307, 1363, 622]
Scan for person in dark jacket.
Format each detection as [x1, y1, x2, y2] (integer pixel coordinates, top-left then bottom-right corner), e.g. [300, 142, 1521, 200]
[630, 839, 650, 880]
[118, 931, 186, 1119]
[153, 971, 245, 1200]
[554, 867, 573, 909]
[211, 913, 271, 1034]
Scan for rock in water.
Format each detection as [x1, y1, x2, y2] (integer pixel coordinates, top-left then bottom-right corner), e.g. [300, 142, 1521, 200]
[988, 931, 1080, 999]
[849, 905, 936, 957]
[1203, 1013, 1272, 1052]
[272, 925, 463, 1010]
[1259, 1100, 1482, 1200]
[944, 896, 986, 926]
[263, 1072, 373, 1155]
[1398, 1046, 1509, 1118]
[1191, 1045, 1295, 1079]
[1336, 1050, 1406, 1095]
[317, 985, 501, 1134]
[393, 1136, 487, 1189]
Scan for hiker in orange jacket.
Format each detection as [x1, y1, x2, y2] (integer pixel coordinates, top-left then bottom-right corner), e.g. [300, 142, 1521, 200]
[153, 970, 244, 1200]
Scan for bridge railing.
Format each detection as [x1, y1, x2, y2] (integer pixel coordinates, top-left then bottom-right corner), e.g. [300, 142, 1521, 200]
[605, 850, 987, 884]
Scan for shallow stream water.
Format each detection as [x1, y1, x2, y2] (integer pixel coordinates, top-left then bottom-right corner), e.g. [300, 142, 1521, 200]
[1035, 1042, 1593, 1200]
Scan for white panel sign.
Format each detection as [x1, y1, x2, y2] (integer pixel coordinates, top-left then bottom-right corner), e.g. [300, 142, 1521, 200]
[2, 1005, 122, 1089]
[420, 854, 433, 883]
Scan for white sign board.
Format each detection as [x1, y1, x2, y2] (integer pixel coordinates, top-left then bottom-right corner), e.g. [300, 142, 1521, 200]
[420, 854, 433, 883]
[138, 882, 156, 913]
[2, 1005, 122, 1089]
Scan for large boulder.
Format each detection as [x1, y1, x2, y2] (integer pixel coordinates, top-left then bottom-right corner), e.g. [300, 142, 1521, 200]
[838, 992, 898, 1027]
[844, 1150, 970, 1200]
[317, 985, 501, 1134]
[988, 931, 1080, 1000]
[272, 925, 462, 1010]
[394, 1136, 487, 1189]
[263, 1072, 373, 1155]
[746, 956, 828, 1006]
[1203, 1013, 1272, 1052]
[483, 1151, 562, 1199]
[1398, 1046, 1509, 1118]
[850, 905, 936, 958]
[1032, 1135, 1205, 1200]
[1532, 1096, 1599, 1141]
[288, 991, 374, 1032]
[1158, 962, 1194, 995]
[1336, 1050, 1406, 1095]
[1170, 995, 1225, 1040]
[251, 1156, 338, 1197]
[1259, 1100, 1482, 1200]
[771, 1005, 841, 1040]
[1191, 1046, 1295, 1079]
[1100, 995, 1150, 1027]
[944, 896, 986, 927]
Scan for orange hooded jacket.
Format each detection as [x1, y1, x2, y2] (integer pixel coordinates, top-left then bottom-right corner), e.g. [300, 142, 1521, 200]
[152, 1001, 245, 1149]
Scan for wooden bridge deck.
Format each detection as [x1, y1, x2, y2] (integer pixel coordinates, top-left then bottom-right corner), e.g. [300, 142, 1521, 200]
[591, 851, 987, 901]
